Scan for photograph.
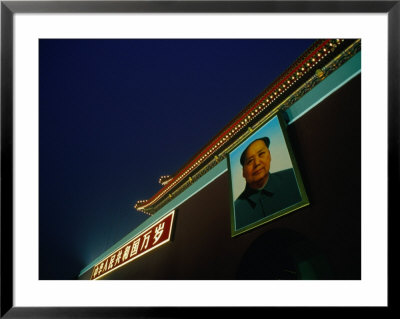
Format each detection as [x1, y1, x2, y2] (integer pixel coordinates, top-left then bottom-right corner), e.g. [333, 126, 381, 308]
[37, 38, 317, 280]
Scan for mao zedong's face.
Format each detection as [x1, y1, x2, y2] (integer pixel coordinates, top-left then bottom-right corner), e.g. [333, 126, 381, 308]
[242, 139, 271, 189]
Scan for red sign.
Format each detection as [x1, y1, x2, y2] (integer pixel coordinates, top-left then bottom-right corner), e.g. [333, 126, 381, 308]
[90, 210, 175, 280]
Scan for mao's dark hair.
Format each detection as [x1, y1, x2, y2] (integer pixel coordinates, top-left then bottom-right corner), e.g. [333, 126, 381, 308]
[240, 137, 270, 166]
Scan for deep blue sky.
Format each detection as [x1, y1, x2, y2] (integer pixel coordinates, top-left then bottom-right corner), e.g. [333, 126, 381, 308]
[39, 39, 316, 279]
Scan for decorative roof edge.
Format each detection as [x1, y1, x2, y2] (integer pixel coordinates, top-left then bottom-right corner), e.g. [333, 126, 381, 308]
[135, 39, 361, 215]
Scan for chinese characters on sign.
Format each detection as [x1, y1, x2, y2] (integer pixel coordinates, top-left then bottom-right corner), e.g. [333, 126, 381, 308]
[90, 210, 175, 280]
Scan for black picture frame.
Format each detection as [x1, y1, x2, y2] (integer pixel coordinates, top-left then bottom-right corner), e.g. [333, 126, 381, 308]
[1, 1, 395, 317]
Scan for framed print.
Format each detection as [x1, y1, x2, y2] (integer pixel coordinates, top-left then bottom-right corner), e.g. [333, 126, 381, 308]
[1, 0, 395, 317]
[228, 113, 309, 236]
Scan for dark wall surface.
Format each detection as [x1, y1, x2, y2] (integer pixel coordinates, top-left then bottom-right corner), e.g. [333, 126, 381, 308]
[80, 74, 361, 280]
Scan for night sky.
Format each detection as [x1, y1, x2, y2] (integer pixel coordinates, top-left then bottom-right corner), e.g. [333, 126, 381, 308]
[39, 39, 316, 280]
